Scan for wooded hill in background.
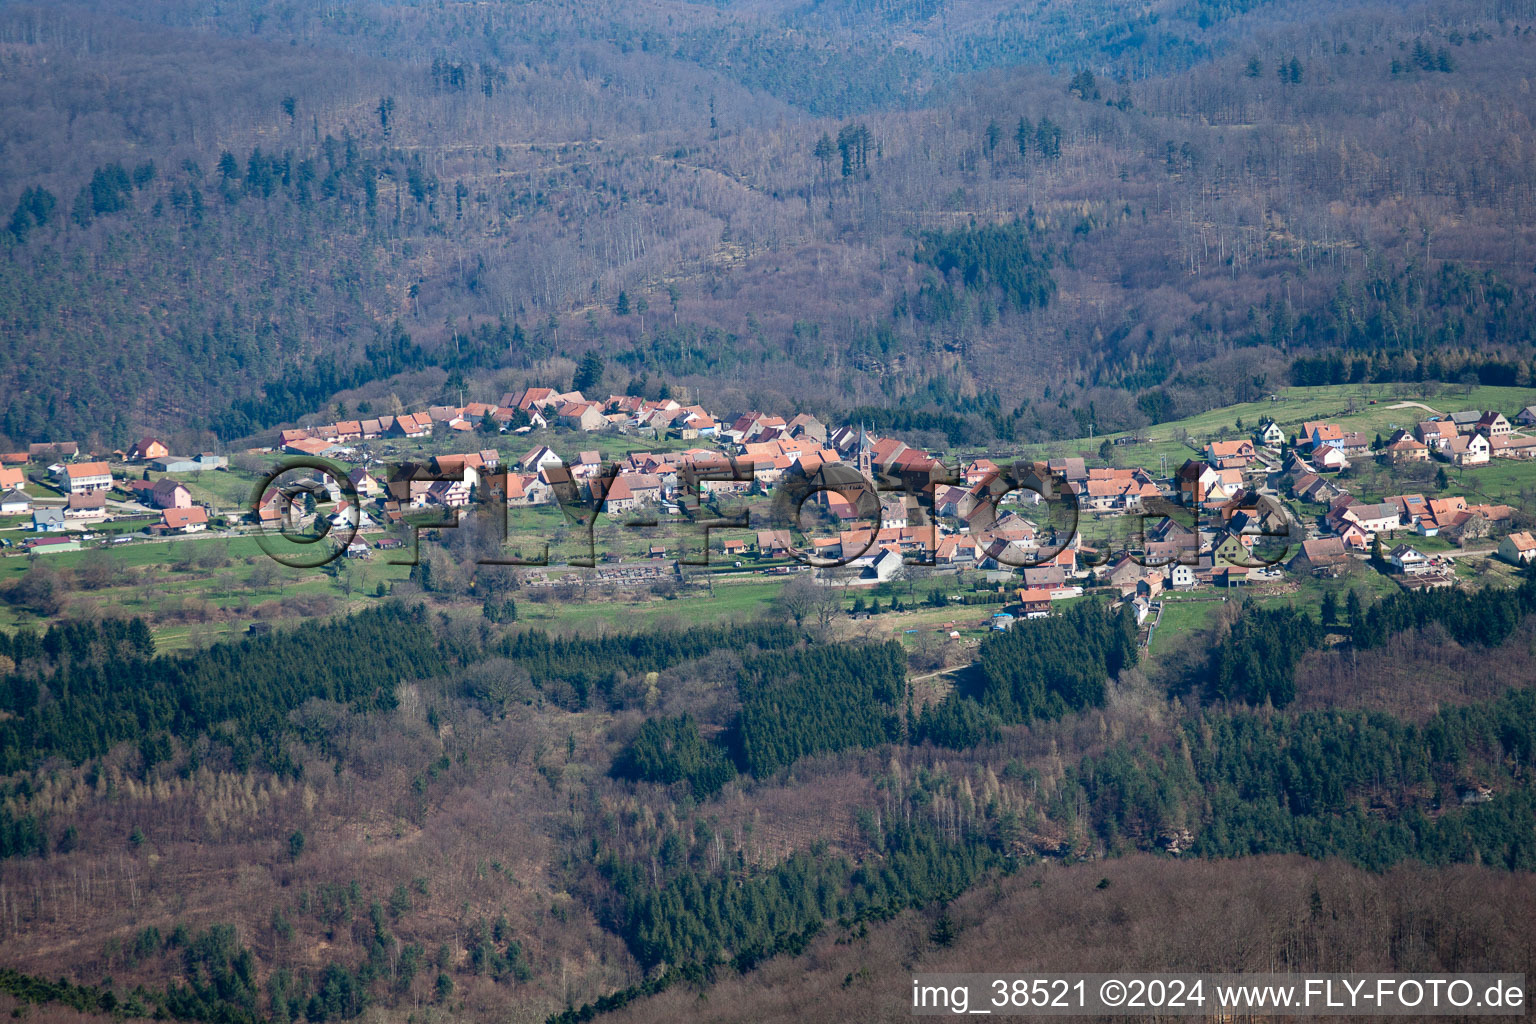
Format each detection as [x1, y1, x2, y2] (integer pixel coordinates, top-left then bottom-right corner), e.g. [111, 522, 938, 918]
[3, 0, 1536, 447]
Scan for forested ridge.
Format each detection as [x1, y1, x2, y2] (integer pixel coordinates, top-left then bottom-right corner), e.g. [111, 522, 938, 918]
[1204, 576, 1536, 709]
[6, 1, 1536, 444]
[0, 615, 801, 784]
[499, 621, 796, 710]
[611, 715, 735, 799]
[598, 816, 999, 973]
[1, 902, 480, 1023]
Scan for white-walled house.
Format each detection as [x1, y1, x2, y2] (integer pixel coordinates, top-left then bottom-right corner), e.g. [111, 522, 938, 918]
[57, 461, 112, 494]
[1499, 531, 1536, 566]
[1389, 544, 1431, 575]
[1447, 433, 1491, 466]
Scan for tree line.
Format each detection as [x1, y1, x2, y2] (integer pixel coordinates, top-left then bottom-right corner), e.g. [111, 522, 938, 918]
[0, 604, 444, 782]
[499, 621, 796, 710]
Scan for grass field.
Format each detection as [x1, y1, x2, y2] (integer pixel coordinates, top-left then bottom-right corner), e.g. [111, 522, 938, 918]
[514, 575, 788, 633]
[1147, 593, 1228, 655]
[0, 532, 414, 638]
[1145, 559, 1410, 657]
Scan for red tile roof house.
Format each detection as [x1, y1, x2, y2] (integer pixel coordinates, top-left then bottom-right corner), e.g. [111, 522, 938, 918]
[391, 413, 433, 438]
[1331, 431, 1372, 456]
[1312, 444, 1350, 471]
[1204, 439, 1255, 469]
[756, 530, 792, 556]
[428, 405, 465, 427]
[1477, 411, 1512, 437]
[1289, 536, 1350, 572]
[1488, 434, 1536, 460]
[557, 402, 608, 432]
[429, 452, 498, 489]
[59, 461, 113, 494]
[285, 437, 335, 457]
[1498, 531, 1536, 565]
[504, 387, 559, 412]
[128, 438, 170, 462]
[1298, 421, 1344, 450]
[1415, 420, 1459, 449]
[1445, 432, 1491, 466]
[1381, 432, 1429, 463]
[1016, 589, 1055, 618]
[161, 506, 209, 533]
[625, 473, 664, 504]
[593, 475, 637, 514]
[962, 459, 1000, 486]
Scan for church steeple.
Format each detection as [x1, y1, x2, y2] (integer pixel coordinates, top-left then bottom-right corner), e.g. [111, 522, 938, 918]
[856, 421, 872, 479]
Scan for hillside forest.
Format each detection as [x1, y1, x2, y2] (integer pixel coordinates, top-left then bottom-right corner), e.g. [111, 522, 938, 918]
[3, 0, 1536, 447]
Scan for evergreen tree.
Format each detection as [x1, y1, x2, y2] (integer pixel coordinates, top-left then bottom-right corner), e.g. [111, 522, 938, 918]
[1034, 118, 1062, 159]
[812, 132, 834, 177]
[1346, 589, 1364, 636]
[1067, 69, 1100, 101]
[573, 351, 605, 394]
[1015, 117, 1032, 158]
[613, 715, 735, 797]
[1210, 602, 1319, 706]
[983, 119, 1002, 157]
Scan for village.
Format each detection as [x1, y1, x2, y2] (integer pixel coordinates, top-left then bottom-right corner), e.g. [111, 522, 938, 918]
[2, 386, 1535, 644]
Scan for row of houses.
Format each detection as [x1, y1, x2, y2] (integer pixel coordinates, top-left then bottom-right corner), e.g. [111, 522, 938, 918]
[1288, 408, 1536, 469]
[277, 388, 750, 454]
[3, 459, 215, 539]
